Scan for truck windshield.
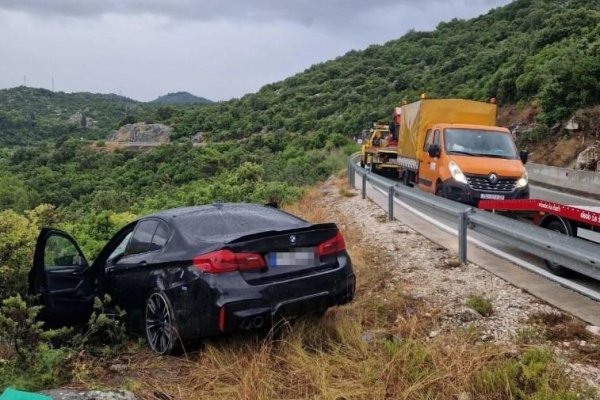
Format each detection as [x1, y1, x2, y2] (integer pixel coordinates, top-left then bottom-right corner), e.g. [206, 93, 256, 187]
[444, 129, 517, 159]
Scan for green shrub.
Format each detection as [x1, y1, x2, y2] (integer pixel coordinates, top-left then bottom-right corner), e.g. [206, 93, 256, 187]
[0, 295, 73, 390]
[72, 295, 128, 357]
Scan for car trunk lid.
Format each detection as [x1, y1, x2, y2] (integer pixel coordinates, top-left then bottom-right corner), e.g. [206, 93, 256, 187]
[226, 223, 343, 285]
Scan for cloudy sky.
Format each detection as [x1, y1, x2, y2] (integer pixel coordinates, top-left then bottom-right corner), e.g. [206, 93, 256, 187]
[0, 0, 511, 102]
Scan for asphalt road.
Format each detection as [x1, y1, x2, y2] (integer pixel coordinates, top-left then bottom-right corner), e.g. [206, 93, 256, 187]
[530, 185, 600, 208]
[353, 164, 600, 299]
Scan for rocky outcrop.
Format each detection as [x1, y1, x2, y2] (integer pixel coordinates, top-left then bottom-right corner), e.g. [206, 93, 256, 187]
[191, 132, 207, 145]
[575, 142, 600, 172]
[107, 123, 171, 144]
[68, 112, 97, 129]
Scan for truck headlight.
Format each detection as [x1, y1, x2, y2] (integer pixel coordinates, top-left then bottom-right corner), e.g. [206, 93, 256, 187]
[516, 170, 528, 188]
[449, 161, 468, 184]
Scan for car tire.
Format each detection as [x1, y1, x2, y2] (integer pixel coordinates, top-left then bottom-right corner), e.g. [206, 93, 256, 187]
[543, 220, 571, 277]
[144, 290, 181, 355]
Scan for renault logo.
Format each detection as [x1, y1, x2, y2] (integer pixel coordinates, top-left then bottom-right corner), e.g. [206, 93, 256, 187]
[289, 235, 297, 245]
[489, 174, 498, 185]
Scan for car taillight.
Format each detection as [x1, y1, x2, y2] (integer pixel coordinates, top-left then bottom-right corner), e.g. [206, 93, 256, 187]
[316, 231, 346, 257]
[193, 249, 266, 273]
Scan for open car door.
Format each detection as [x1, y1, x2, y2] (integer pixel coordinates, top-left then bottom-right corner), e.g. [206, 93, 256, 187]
[29, 228, 97, 326]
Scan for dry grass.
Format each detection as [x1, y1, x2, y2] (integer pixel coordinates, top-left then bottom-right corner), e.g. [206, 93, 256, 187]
[527, 311, 600, 364]
[530, 136, 587, 167]
[528, 311, 590, 342]
[78, 178, 594, 399]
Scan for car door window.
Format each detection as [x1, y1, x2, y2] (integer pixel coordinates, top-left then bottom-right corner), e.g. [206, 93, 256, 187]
[107, 232, 133, 263]
[44, 234, 88, 270]
[126, 220, 159, 256]
[149, 222, 170, 252]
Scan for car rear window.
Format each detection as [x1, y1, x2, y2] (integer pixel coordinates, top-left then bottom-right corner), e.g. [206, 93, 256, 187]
[149, 222, 170, 251]
[176, 205, 309, 242]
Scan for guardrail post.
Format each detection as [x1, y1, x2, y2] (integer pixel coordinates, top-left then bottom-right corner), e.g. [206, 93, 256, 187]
[388, 185, 394, 221]
[458, 208, 472, 264]
[347, 159, 352, 186]
[362, 172, 367, 200]
[351, 163, 356, 188]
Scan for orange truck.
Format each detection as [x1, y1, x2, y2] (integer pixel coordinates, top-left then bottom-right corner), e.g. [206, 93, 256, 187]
[395, 99, 530, 205]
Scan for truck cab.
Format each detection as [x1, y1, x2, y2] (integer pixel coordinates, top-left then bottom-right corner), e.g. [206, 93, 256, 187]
[419, 123, 529, 204]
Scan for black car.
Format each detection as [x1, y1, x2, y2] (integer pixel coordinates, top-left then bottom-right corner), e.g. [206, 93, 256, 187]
[29, 204, 355, 354]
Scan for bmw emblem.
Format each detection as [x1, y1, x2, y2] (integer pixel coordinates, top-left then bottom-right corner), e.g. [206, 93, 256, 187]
[489, 173, 498, 185]
[289, 235, 297, 245]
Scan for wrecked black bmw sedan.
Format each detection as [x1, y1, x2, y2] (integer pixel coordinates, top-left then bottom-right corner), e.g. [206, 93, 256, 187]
[30, 204, 355, 354]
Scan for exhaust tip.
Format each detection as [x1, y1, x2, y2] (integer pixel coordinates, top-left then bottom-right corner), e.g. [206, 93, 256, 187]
[240, 318, 252, 330]
[253, 316, 265, 329]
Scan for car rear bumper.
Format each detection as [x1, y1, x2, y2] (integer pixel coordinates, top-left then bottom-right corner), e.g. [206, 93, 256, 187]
[176, 253, 355, 338]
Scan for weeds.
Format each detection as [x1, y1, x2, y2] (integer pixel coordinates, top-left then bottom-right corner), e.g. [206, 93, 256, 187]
[466, 294, 494, 317]
[338, 187, 357, 198]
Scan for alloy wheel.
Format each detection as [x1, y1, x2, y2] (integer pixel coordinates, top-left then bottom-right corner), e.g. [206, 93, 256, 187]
[145, 292, 174, 354]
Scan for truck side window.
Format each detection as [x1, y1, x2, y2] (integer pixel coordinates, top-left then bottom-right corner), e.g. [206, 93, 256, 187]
[433, 130, 441, 146]
[423, 130, 433, 151]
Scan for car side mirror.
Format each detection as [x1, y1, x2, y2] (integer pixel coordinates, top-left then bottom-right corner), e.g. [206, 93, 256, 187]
[428, 144, 441, 158]
[519, 149, 528, 164]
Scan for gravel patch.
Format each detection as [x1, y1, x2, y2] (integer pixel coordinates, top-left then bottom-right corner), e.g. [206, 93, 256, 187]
[317, 177, 600, 389]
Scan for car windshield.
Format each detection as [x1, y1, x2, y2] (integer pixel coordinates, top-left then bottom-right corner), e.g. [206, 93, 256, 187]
[444, 129, 517, 159]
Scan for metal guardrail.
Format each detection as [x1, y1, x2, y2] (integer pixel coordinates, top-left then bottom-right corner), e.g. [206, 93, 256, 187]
[347, 155, 600, 281]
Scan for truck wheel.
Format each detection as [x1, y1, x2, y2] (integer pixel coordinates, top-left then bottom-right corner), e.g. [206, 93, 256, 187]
[435, 182, 445, 198]
[360, 159, 365, 168]
[402, 171, 414, 187]
[543, 220, 571, 277]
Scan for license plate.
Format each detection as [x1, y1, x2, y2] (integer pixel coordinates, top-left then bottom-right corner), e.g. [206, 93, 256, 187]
[267, 249, 316, 267]
[481, 194, 505, 200]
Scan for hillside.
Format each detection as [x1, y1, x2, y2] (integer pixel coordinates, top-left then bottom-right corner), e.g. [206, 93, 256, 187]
[151, 91, 213, 105]
[0, 87, 141, 146]
[168, 0, 600, 146]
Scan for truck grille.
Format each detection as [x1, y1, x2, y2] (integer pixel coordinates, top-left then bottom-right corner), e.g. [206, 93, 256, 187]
[466, 174, 517, 192]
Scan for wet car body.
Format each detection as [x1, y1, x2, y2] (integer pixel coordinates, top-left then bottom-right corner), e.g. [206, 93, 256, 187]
[30, 204, 355, 354]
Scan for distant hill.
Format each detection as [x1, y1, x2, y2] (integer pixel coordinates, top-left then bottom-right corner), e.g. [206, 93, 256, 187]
[150, 91, 213, 105]
[0, 87, 212, 146]
[0, 86, 142, 146]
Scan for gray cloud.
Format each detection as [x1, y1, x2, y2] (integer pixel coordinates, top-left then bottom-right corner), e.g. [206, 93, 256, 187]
[0, 1, 512, 101]
[0, 0, 507, 26]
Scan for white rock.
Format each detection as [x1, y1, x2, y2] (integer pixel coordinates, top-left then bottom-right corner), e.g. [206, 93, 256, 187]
[586, 325, 600, 336]
[457, 392, 472, 400]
